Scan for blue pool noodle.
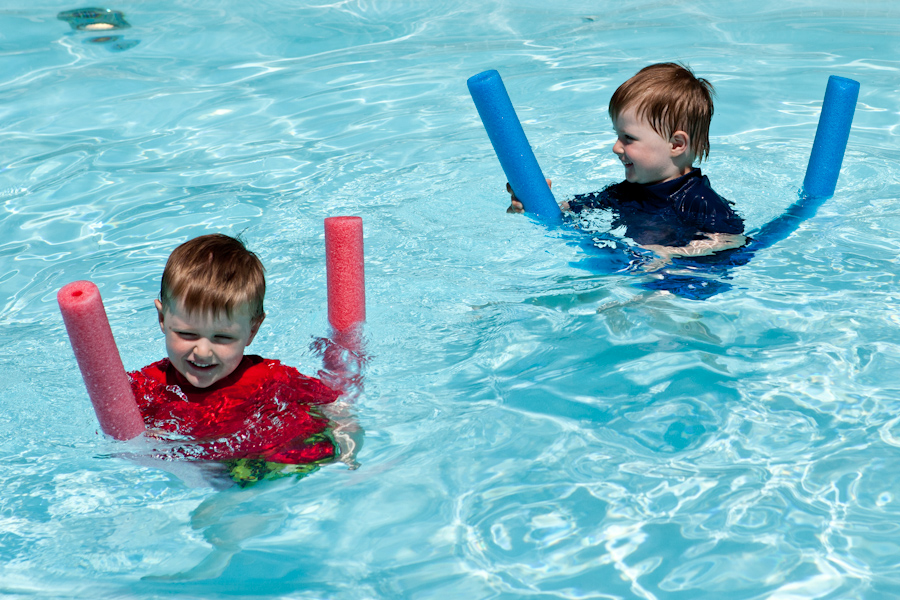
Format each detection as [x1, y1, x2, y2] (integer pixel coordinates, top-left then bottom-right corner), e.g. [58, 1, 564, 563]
[738, 75, 859, 256]
[802, 75, 859, 199]
[467, 70, 562, 222]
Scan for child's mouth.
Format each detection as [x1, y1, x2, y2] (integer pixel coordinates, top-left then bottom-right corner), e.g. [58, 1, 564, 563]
[187, 360, 217, 371]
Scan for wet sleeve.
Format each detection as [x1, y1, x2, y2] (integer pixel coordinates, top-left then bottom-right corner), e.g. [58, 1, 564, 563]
[274, 363, 340, 406]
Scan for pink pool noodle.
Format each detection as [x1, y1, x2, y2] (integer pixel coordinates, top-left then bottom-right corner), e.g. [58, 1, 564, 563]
[57, 281, 145, 440]
[325, 216, 366, 332]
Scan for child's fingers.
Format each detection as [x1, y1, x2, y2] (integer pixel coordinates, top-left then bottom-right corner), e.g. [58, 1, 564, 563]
[505, 179, 550, 213]
[506, 200, 525, 214]
[506, 182, 521, 210]
[506, 181, 518, 202]
[507, 179, 551, 194]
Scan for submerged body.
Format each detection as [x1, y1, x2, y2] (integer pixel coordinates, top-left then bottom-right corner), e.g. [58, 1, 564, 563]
[568, 168, 744, 247]
[129, 355, 337, 462]
[129, 355, 340, 483]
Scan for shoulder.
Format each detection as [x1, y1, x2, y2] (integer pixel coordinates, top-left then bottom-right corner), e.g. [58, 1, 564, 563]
[249, 357, 300, 379]
[128, 358, 180, 411]
[128, 358, 169, 385]
[673, 171, 744, 233]
[252, 357, 340, 405]
[674, 170, 729, 206]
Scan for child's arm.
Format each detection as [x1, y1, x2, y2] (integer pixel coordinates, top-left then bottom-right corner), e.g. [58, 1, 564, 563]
[641, 233, 747, 270]
[323, 404, 363, 470]
[315, 335, 365, 469]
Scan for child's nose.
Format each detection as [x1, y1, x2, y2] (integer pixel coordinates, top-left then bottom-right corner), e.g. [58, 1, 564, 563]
[193, 338, 214, 358]
[612, 139, 624, 155]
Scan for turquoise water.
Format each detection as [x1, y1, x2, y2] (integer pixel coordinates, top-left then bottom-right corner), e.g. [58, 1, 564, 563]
[2, 0, 900, 597]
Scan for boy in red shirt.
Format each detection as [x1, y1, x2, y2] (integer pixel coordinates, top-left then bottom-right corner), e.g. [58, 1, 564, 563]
[129, 234, 348, 485]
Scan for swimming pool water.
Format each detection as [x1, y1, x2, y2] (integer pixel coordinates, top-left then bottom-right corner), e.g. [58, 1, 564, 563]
[2, 0, 900, 598]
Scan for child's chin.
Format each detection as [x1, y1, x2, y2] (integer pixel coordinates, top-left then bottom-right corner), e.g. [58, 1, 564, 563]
[182, 367, 221, 389]
[190, 378, 217, 389]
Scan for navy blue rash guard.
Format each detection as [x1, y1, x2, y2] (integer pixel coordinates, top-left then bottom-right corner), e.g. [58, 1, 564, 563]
[567, 168, 744, 247]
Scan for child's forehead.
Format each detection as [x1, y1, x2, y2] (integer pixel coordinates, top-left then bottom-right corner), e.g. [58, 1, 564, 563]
[613, 107, 655, 131]
[165, 300, 255, 326]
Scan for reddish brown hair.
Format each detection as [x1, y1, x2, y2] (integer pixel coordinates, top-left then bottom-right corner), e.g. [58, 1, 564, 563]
[159, 234, 265, 322]
[609, 62, 715, 162]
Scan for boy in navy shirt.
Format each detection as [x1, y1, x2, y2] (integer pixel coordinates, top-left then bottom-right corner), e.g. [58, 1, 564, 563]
[509, 63, 745, 262]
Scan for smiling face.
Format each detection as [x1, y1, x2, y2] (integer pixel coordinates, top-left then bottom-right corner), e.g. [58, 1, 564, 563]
[611, 107, 692, 185]
[156, 299, 263, 389]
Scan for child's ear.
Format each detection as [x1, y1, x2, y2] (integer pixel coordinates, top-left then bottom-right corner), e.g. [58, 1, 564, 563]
[246, 314, 265, 346]
[670, 130, 690, 157]
[154, 299, 165, 332]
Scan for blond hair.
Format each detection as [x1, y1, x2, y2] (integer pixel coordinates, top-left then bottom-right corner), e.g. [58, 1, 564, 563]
[609, 62, 715, 162]
[159, 234, 265, 322]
